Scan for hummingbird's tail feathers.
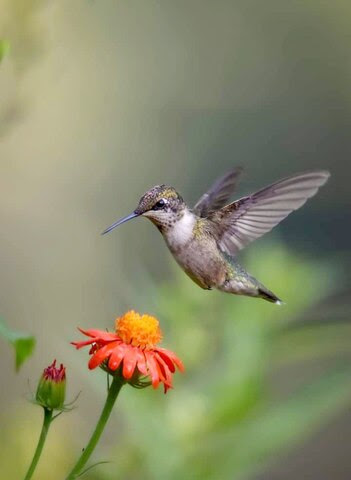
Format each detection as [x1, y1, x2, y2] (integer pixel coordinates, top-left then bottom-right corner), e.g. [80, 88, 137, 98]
[217, 258, 283, 304]
[257, 286, 283, 305]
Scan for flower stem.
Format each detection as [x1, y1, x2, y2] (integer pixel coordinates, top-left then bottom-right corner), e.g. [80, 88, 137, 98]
[24, 407, 53, 480]
[66, 376, 123, 479]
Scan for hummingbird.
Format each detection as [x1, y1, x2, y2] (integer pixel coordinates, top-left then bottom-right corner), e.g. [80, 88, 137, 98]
[102, 169, 330, 304]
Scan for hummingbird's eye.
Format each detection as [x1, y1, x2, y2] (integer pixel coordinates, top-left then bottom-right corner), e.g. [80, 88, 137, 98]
[153, 199, 166, 210]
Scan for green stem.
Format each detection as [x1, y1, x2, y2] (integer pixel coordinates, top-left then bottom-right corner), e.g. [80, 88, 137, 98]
[24, 407, 53, 480]
[66, 376, 123, 479]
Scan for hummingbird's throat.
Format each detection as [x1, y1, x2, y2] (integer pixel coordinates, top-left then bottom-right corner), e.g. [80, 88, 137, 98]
[164, 209, 196, 249]
[115, 310, 162, 348]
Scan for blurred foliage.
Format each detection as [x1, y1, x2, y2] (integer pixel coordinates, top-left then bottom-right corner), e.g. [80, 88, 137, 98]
[0, 0, 46, 72]
[61, 243, 349, 480]
[0, 40, 10, 62]
[0, 0, 47, 135]
[0, 317, 35, 370]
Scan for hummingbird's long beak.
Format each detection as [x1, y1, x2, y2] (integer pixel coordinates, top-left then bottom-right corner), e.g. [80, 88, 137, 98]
[101, 211, 140, 235]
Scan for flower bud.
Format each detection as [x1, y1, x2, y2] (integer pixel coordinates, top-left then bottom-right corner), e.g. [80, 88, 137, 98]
[36, 360, 66, 410]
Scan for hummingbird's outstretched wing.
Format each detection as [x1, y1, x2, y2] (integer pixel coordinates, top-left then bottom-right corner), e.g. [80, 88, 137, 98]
[209, 170, 330, 255]
[193, 167, 243, 217]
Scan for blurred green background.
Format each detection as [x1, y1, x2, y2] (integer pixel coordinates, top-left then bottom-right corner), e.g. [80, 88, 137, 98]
[0, 1, 350, 479]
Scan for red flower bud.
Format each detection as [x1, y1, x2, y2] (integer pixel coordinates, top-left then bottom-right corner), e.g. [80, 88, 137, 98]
[36, 360, 66, 410]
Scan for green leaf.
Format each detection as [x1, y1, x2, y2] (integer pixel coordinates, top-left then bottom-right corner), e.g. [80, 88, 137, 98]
[0, 317, 35, 370]
[0, 40, 10, 62]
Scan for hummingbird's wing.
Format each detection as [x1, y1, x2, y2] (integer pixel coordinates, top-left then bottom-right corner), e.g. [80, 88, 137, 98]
[209, 170, 330, 255]
[193, 167, 243, 218]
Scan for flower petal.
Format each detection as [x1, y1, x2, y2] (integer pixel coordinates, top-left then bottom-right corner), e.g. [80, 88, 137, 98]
[163, 384, 172, 393]
[145, 351, 161, 389]
[71, 339, 95, 350]
[157, 347, 185, 372]
[78, 327, 120, 342]
[155, 350, 175, 373]
[122, 346, 138, 380]
[135, 349, 148, 376]
[155, 353, 173, 384]
[108, 343, 128, 371]
[154, 353, 173, 393]
[88, 342, 119, 369]
[145, 350, 169, 388]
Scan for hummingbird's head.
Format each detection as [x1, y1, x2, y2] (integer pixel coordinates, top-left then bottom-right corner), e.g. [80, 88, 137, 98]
[135, 185, 186, 226]
[102, 185, 186, 235]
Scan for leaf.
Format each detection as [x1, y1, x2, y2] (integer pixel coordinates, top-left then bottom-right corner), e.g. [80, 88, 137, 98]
[0, 40, 10, 62]
[0, 317, 35, 370]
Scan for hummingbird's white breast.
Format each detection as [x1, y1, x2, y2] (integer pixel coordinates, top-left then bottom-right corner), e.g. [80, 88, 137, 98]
[165, 209, 196, 250]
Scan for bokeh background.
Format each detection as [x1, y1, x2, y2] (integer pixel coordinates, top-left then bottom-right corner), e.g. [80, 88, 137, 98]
[1, 1, 350, 479]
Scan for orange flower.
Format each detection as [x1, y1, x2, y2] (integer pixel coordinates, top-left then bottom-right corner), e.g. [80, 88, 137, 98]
[72, 310, 184, 393]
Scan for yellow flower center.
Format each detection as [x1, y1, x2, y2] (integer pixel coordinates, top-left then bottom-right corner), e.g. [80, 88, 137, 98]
[115, 310, 162, 348]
